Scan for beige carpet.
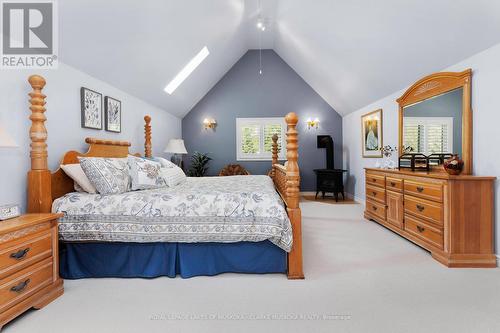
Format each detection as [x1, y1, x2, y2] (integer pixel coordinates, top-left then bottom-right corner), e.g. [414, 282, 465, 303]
[4, 202, 500, 333]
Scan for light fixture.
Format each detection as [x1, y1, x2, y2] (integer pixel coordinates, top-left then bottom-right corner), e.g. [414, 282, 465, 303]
[203, 118, 217, 130]
[164, 46, 210, 95]
[307, 118, 320, 129]
[164, 139, 188, 169]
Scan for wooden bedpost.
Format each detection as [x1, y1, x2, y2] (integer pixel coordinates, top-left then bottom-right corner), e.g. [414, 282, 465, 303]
[144, 115, 152, 158]
[27, 75, 52, 213]
[285, 112, 304, 279]
[271, 133, 279, 179]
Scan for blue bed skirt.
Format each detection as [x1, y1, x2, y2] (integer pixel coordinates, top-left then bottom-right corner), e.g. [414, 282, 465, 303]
[59, 241, 287, 279]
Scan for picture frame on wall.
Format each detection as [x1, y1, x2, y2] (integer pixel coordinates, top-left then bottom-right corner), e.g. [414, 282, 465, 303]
[361, 109, 383, 158]
[80, 87, 103, 130]
[105, 96, 122, 133]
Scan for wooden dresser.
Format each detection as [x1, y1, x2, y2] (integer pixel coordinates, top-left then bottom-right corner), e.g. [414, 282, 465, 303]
[0, 214, 64, 329]
[364, 168, 496, 267]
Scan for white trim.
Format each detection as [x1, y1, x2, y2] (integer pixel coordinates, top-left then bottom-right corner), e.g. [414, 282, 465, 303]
[236, 117, 286, 161]
[496, 255, 500, 267]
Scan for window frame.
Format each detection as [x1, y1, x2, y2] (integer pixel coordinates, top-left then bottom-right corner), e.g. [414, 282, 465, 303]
[236, 117, 287, 161]
[403, 116, 454, 155]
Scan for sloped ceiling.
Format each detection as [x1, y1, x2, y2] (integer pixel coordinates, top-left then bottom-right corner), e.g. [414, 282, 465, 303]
[59, 0, 500, 117]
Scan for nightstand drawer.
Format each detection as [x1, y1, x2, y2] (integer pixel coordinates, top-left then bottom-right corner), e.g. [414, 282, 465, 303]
[0, 230, 52, 278]
[0, 257, 53, 312]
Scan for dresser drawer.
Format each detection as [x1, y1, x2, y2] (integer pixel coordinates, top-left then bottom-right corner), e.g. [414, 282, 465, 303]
[0, 257, 53, 312]
[386, 177, 403, 192]
[404, 180, 443, 202]
[0, 230, 52, 278]
[366, 200, 386, 220]
[366, 185, 386, 204]
[404, 195, 443, 226]
[404, 214, 443, 250]
[366, 173, 385, 188]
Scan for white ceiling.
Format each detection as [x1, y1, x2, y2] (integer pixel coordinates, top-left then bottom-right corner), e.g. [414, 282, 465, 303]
[59, 0, 500, 117]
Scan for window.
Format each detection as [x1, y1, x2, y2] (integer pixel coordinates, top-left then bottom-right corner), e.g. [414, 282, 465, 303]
[236, 118, 287, 161]
[403, 117, 453, 154]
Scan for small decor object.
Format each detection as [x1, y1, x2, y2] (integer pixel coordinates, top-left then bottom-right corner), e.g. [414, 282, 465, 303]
[80, 87, 103, 129]
[361, 109, 383, 157]
[306, 117, 320, 129]
[203, 118, 217, 130]
[443, 154, 464, 175]
[380, 145, 396, 169]
[219, 164, 250, 176]
[399, 153, 429, 171]
[187, 151, 211, 177]
[164, 139, 188, 169]
[105, 96, 122, 133]
[0, 203, 21, 220]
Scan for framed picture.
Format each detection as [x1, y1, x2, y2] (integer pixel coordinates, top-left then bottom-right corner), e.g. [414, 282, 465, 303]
[105, 96, 122, 133]
[361, 109, 383, 158]
[80, 87, 102, 130]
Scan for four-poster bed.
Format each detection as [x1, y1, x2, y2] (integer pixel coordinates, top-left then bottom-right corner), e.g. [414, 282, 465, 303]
[26, 75, 304, 279]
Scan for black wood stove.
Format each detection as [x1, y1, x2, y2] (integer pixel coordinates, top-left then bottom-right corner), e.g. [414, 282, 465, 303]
[313, 135, 347, 201]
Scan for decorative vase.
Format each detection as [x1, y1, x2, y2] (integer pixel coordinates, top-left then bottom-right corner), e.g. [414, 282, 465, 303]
[443, 154, 464, 175]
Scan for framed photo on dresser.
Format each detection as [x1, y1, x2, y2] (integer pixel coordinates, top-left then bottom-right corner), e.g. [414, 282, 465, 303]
[361, 109, 383, 158]
[80, 87, 103, 130]
[105, 96, 122, 133]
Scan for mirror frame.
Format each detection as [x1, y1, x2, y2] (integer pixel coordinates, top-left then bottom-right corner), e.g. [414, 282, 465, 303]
[397, 69, 472, 174]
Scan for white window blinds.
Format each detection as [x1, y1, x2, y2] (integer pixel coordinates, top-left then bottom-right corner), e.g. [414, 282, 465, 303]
[403, 117, 453, 154]
[236, 118, 286, 161]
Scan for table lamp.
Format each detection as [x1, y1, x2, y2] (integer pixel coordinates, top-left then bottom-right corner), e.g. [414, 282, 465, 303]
[164, 139, 187, 169]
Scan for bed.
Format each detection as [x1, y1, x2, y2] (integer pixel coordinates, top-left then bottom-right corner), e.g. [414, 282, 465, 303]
[25, 75, 304, 279]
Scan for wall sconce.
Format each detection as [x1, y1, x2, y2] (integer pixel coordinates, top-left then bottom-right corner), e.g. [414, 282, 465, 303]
[306, 117, 320, 129]
[203, 118, 217, 130]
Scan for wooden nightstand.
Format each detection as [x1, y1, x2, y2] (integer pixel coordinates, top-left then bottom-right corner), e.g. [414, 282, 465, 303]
[0, 213, 64, 329]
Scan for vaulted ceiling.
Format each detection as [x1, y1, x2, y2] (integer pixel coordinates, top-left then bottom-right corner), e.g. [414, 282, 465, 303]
[59, 0, 500, 117]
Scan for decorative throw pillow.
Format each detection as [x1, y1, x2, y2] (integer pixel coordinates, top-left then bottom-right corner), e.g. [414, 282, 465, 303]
[79, 157, 130, 195]
[154, 156, 177, 169]
[128, 155, 167, 190]
[160, 164, 187, 187]
[60, 163, 97, 194]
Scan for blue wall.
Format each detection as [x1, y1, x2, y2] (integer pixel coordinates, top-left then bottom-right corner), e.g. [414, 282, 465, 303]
[182, 50, 343, 191]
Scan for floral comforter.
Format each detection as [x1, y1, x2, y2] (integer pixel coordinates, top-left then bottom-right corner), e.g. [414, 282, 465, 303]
[52, 175, 292, 252]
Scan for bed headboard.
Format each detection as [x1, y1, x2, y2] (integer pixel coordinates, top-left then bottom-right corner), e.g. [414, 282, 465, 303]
[26, 75, 153, 212]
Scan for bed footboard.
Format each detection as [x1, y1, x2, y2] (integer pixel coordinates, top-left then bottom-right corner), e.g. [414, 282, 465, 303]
[272, 112, 304, 279]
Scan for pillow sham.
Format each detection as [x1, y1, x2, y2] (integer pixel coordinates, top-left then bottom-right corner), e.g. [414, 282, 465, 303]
[79, 157, 130, 195]
[127, 155, 167, 190]
[153, 156, 177, 169]
[60, 163, 97, 194]
[160, 164, 187, 187]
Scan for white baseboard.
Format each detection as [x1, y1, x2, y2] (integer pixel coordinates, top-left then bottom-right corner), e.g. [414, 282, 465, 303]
[496, 255, 500, 267]
[345, 192, 365, 205]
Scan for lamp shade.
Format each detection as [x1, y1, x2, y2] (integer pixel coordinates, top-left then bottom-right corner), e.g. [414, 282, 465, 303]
[164, 139, 187, 154]
[0, 125, 17, 148]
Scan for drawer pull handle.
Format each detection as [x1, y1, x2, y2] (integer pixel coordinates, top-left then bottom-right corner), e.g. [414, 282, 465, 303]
[416, 226, 425, 233]
[10, 279, 30, 293]
[390, 182, 396, 187]
[416, 204, 425, 212]
[416, 186, 424, 193]
[10, 248, 30, 260]
[372, 206, 377, 211]
[372, 178, 377, 182]
[372, 191, 377, 196]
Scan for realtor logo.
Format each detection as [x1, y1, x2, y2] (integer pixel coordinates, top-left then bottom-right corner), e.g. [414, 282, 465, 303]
[1, 0, 58, 68]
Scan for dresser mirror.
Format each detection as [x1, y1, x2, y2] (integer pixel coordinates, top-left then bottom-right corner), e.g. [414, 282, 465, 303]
[397, 69, 472, 174]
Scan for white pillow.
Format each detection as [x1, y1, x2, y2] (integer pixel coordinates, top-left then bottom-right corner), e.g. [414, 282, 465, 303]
[154, 157, 177, 169]
[60, 163, 97, 194]
[127, 155, 167, 190]
[79, 157, 130, 195]
[160, 165, 187, 187]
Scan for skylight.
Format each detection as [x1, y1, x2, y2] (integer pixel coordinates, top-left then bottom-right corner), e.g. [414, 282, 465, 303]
[164, 46, 210, 95]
